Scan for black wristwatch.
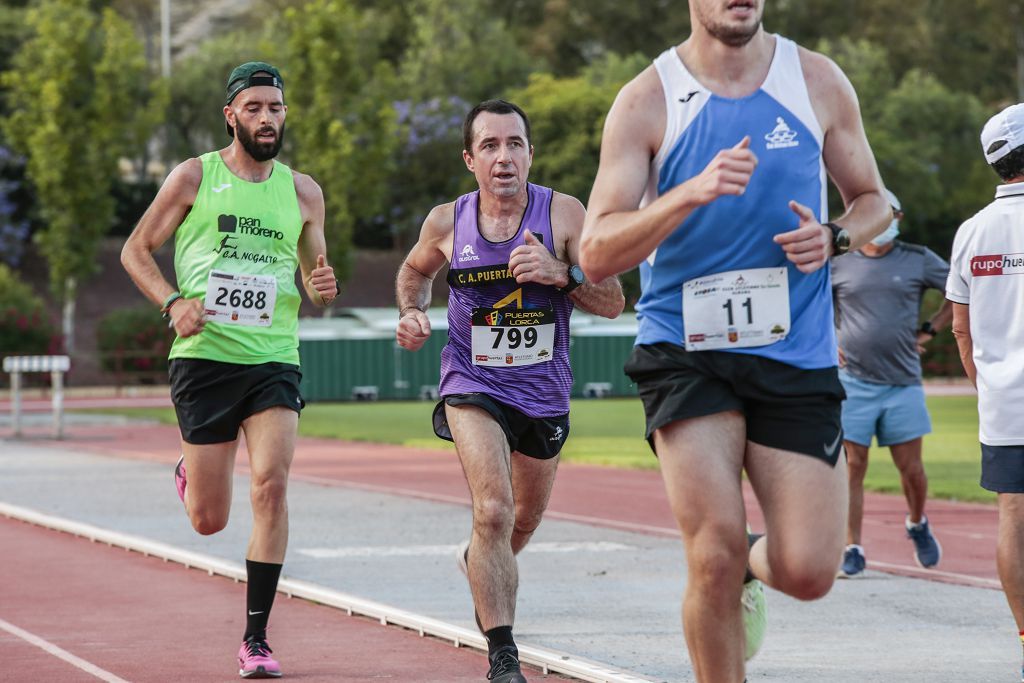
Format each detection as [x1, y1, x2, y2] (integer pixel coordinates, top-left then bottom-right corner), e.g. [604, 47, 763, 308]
[920, 320, 936, 336]
[559, 264, 585, 294]
[825, 222, 851, 256]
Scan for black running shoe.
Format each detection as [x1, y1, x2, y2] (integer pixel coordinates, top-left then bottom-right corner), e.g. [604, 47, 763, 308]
[487, 645, 527, 683]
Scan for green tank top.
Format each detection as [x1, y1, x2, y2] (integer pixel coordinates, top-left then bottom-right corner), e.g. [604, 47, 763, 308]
[169, 151, 303, 365]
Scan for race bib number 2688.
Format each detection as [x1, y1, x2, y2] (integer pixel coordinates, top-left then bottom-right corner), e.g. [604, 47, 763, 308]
[203, 270, 277, 327]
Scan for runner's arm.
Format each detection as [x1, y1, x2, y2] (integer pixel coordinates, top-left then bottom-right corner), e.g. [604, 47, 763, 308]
[120, 158, 201, 307]
[553, 193, 624, 319]
[806, 51, 890, 251]
[951, 302, 975, 387]
[581, 70, 758, 282]
[295, 173, 337, 307]
[395, 204, 452, 351]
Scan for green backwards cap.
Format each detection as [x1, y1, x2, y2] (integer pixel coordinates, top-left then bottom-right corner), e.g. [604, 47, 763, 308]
[225, 61, 284, 105]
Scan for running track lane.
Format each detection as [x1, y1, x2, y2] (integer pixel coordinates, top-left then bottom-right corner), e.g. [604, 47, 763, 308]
[0, 514, 568, 683]
[13, 422, 1001, 589]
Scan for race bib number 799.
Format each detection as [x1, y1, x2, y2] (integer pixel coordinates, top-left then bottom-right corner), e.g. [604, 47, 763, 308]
[471, 307, 555, 366]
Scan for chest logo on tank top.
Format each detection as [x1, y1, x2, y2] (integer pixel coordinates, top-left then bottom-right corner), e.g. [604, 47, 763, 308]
[458, 244, 480, 263]
[765, 117, 799, 150]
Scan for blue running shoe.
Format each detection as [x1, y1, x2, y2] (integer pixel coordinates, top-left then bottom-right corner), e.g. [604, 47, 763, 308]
[838, 545, 865, 578]
[906, 516, 942, 569]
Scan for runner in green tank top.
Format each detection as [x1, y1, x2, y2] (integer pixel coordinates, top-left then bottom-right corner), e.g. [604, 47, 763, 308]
[121, 61, 336, 680]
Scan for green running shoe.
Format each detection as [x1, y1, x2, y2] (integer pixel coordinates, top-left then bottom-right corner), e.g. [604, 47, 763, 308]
[741, 578, 767, 661]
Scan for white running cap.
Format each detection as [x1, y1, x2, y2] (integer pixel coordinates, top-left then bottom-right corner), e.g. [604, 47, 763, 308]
[981, 103, 1024, 164]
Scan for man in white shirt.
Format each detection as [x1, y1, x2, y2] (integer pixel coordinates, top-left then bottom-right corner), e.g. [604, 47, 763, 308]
[946, 102, 1024, 682]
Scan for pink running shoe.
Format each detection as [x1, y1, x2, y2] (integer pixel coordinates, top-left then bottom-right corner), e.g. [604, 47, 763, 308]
[174, 454, 187, 503]
[238, 636, 282, 678]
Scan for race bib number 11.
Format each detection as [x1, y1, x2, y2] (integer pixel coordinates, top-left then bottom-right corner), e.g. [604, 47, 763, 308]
[204, 270, 277, 327]
[682, 267, 789, 351]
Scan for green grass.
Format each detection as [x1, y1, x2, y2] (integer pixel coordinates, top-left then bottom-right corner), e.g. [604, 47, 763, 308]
[78, 394, 993, 502]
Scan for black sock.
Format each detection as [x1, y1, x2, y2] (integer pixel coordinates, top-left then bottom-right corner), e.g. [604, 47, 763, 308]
[484, 625, 515, 659]
[244, 559, 283, 641]
[744, 533, 763, 584]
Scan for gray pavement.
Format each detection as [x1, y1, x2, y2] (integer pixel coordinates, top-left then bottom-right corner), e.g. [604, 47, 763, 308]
[0, 439, 1014, 682]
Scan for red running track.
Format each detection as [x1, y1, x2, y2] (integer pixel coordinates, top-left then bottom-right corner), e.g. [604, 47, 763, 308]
[10, 421, 1001, 590]
[1, 514, 569, 682]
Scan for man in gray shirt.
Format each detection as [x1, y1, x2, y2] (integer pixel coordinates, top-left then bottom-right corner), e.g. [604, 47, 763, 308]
[831, 190, 952, 577]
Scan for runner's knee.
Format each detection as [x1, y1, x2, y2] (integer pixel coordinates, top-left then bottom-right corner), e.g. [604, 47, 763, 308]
[686, 536, 748, 593]
[473, 496, 515, 537]
[190, 507, 229, 535]
[250, 472, 288, 515]
[768, 553, 836, 601]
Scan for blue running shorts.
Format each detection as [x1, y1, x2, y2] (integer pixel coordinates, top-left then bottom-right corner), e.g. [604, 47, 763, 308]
[839, 370, 932, 447]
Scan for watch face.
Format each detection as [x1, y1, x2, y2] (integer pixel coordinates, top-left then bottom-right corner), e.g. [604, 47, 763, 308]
[569, 264, 585, 285]
[837, 229, 851, 253]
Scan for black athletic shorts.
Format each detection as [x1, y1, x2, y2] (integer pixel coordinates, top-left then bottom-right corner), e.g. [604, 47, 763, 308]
[981, 444, 1024, 493]
[432, 393, 568, 460]
[168, 359, 304, 445]
[624, 343, 846, 466]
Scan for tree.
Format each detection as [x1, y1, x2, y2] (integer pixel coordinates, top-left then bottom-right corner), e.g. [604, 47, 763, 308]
[2, 0, 164, 351]
[278, 0, 399, 284]
[820, 38, 991, 258]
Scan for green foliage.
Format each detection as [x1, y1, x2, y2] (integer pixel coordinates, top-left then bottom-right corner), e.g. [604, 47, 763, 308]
[165, 32, 258, 161]
[400, 0, 531, 104]
[821, 38, 992, 258]
[95, 306, 173, 375]
[510, 73, 612, 203]
[279, 0, 399, 281]
[0, 263, 55, 354]
[1, 0, 163, 301]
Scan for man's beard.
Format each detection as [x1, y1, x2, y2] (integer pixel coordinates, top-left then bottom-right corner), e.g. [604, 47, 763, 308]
[696, 3, 763, 48]
[237, 122, 285, 162]
[707, 21, 760, 47]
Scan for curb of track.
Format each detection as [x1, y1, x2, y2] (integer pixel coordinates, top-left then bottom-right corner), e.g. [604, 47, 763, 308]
[0, 501, 658, 683]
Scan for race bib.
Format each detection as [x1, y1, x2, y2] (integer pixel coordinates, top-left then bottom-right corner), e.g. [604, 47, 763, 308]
[682, 267, 789, 351]
[203, 270, 276, 327]
[471, 307, 555, 366]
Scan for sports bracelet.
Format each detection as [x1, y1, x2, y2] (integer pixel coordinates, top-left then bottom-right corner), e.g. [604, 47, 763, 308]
[400, 305, 425, 317]
[160, 291, 182, 320]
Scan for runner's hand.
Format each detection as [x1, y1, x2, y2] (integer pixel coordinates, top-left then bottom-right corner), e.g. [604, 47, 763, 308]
[683, 136, 758, 206]
[837, 346, 846, 368]
[916, 332, 932, 354]
[773, 201, 832, 274]
[509, 229, 568, 287]
[169, 297, 205, 338]
[310, 254, 337, 305]
[396, 309, 431, 351]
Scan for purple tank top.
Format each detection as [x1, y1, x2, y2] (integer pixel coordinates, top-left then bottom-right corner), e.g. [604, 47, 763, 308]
[440, 183, 573, 417]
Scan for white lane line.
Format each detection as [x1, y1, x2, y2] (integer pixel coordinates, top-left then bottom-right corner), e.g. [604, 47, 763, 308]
[289, 472, 680, 537]
[0, 502, 655, 683]
[298, 541, 633, 559]
[866, 560, 1002, 589]
[0, 617, 130, 683]
[290, 473, 1001, 589]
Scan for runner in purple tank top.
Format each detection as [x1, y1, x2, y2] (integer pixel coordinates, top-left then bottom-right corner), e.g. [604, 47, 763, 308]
[395, 100, 624, 683]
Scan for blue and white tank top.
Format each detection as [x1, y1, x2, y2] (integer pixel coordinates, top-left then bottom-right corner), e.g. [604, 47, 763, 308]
[636, 35, 836, 369]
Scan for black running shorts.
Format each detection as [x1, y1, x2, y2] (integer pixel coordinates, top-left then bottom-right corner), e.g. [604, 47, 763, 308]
[981, 444, 1024, 493]
[169, 359, 304, 445]
[624, 343, 846, 466]
[432, 393, 568, 460]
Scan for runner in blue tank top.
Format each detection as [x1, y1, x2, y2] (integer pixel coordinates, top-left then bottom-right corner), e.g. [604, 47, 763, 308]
[394, 100, 624, 683]
[580, 1, 891, 680]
